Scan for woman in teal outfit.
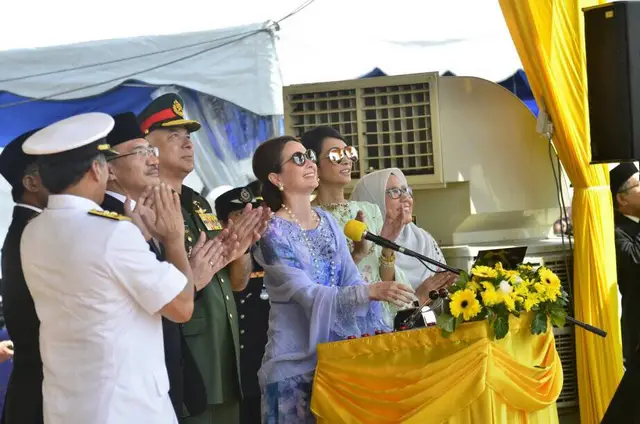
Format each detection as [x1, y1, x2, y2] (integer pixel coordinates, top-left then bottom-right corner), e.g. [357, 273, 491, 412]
[301, 126, 412, 325]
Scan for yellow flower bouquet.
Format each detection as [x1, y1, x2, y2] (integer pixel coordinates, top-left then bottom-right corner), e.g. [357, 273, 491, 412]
[436, 262, 569, 339]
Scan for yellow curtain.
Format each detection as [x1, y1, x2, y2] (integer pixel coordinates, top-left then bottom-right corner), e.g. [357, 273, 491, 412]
[498, 1, 623, 422]
[311, 314, 562, 423]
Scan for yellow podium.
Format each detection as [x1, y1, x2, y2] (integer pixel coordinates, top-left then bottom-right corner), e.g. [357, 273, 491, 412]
[311, 313, 562, 423]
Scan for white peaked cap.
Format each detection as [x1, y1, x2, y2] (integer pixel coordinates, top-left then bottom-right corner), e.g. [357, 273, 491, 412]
[23, 112, 115, 156]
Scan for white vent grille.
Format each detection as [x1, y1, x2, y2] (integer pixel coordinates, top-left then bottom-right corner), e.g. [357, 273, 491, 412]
[528, 252, 578, 410]
[283, 73, 444, 185]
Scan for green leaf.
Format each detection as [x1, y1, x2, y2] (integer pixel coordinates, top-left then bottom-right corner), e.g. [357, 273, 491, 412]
[549, 306, 567, 328]
[436, 313, 456, 333]
[449, 272, 470, 293]
[493, 315, 509, 339]
[531, 311, 548, 335]
[459, 271, 471, 284]
[487, 308, 497, 323]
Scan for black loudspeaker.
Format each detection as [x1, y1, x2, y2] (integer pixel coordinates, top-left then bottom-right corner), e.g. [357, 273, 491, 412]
[584, 1, 640, 163]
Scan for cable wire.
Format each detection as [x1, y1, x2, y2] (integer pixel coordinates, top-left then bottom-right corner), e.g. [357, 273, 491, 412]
[0, 0, 316, 109]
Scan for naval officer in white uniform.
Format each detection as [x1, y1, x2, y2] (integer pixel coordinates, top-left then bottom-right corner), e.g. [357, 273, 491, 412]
[20, 113, 196, 424]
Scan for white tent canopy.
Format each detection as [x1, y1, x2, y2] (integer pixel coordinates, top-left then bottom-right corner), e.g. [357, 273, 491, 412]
[0, 0, 522, 114]
[275, 0, 522, 85]
[0, 22, 283, 116]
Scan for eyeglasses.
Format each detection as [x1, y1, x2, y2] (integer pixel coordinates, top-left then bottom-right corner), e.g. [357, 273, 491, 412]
[326, 146, 358, 165]
[110, 146, 159, 161]
[283, 149, 317, 166]
[385, 186, 413, 199]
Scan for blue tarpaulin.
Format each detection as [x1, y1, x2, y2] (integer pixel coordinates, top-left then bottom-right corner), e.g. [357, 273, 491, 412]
[0, 83, 278, 161]
[0, 83, 156, 148]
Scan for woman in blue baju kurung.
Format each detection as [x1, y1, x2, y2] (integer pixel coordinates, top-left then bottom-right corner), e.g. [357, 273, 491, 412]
[252, 136, 414, 423]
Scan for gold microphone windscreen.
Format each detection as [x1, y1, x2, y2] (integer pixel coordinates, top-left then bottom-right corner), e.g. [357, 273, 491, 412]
[344, 219, 367, 242]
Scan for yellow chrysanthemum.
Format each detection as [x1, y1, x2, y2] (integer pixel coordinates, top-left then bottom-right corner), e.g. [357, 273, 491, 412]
[472, 266, 498, 279]
[468, 280, 481, 292]
[518, 264, 534, 272]
[449, 289, 482, 321]
[513, 283, 530, 298]
[501, 293, 516, 312]
[523, 294, 540, 312]
[481, 283, 502, 306]
[534, 282, 546, 294]
[504, 270, 521, 282]
[495, 262, 505, 272]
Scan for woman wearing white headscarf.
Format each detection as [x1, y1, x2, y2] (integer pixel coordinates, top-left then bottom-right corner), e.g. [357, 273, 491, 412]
[350, 168, 458, 294]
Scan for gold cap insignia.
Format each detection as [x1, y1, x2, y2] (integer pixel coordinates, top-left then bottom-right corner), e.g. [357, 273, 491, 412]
[240, 188, 251, 203]
[172, 100, 184, 118]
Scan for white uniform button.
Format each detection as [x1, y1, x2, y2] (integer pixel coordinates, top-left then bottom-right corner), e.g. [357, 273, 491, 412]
[240, 345, 244, 350]
[225, 295, 230, 300]
[240, 314, 245, 319]
[240, 299, 245, 304]
[240, 329, 245, 334]
[220, 278, 225, 283]
[229, 313, 233, 319]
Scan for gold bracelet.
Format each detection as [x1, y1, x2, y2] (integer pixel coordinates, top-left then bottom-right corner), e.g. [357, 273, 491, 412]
[381, 251, 395, 261]
[380, 261, 395, 269]
[380, 252, 396, 268]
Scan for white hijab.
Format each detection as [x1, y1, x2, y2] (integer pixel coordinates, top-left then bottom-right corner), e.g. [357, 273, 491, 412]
[350, 168, 446, 288]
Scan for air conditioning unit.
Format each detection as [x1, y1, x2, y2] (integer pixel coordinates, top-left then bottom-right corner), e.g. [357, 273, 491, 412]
[285, 72, 576, 411]
[283, 72, 444, 188]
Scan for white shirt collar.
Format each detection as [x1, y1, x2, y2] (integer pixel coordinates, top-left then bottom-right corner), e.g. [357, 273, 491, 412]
[105, 190, 136, 208]
[47, 194, 101, 212]
[15, 203, 43, 214]
[625, 214, 640, 223]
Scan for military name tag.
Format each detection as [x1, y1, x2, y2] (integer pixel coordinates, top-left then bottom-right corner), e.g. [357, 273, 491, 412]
[198, 213, 222, 231]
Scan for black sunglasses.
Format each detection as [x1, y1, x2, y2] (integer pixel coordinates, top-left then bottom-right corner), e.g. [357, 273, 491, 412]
[283, 149, 317, 166]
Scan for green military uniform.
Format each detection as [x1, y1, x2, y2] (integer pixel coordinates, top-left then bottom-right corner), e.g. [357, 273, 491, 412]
[181, 185, 242, 423]
[137, 93, 241, 423]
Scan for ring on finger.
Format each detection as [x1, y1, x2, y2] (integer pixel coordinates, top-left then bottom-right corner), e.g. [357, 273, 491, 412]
[209, 261, 214, 267]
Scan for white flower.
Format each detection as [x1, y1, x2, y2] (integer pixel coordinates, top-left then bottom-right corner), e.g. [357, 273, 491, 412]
[512, 276, 523, 285]
[498, 280, 513, 294]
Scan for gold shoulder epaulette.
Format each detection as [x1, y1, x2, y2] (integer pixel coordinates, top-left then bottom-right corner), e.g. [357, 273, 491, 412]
[88, 209, 132, 221]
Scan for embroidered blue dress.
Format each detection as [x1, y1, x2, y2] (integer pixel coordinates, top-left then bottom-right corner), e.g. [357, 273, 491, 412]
[253, 208, 390, 423]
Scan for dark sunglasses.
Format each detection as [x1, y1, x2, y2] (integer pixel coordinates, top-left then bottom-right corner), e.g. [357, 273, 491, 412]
[283, 149, 317, 166]
[326, 146, 358, 165]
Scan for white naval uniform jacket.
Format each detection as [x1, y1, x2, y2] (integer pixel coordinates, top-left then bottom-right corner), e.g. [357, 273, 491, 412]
[20, 194, 187, 424]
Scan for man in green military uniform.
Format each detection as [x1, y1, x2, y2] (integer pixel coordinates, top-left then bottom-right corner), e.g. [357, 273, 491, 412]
[138, 93, 269, 423]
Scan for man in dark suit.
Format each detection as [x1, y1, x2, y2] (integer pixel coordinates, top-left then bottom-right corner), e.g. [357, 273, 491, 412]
[0, 128, 49, 424]
[610, 162, 640, 363]
[102, 112, 220, 421]
[215, 182, 270, 424]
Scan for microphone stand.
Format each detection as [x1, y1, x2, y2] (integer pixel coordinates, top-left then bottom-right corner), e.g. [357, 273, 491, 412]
[395, 246, 463, 275]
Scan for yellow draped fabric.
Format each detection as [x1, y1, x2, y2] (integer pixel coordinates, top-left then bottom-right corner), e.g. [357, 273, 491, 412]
[498, 1, 623, 422]
[311, 314, 562, 423]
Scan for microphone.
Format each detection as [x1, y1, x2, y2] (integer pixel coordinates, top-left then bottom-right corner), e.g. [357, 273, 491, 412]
[344, 220, 608, 338]
[344, 219, 462, 274]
